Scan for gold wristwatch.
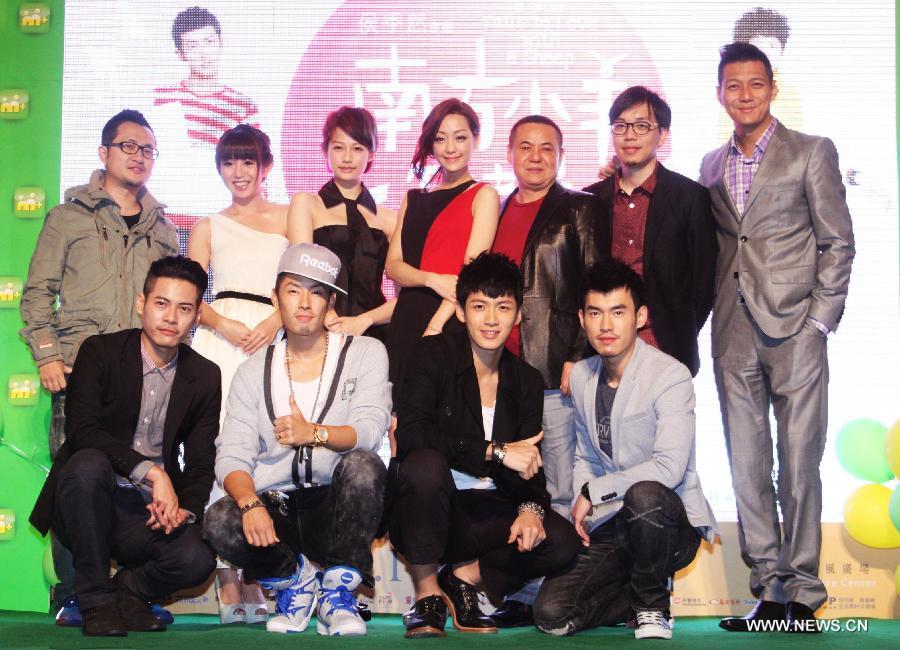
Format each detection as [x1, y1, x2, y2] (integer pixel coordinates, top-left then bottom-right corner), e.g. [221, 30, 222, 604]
[312, 424, 329, 448]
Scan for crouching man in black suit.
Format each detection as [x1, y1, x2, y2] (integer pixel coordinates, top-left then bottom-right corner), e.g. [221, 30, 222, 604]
[390, 252, 580, 639]
[30, 256, 221, 637]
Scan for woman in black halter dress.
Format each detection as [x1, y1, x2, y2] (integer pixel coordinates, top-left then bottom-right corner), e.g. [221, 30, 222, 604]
[287, 107, 397, 342]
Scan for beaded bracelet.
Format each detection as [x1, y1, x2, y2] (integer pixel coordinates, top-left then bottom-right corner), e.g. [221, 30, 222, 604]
[517, 501, 545, 521]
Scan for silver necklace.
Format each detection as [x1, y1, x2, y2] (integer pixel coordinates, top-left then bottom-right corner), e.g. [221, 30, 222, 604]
[284, 333, 329, 426]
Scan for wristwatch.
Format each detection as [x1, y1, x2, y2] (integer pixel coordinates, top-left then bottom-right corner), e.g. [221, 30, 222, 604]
[491, 442, 508, 464]
[312, 424, 329, 448]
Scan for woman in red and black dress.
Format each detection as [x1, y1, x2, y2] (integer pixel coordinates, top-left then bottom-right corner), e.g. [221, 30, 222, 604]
[385, 98, 500, 403]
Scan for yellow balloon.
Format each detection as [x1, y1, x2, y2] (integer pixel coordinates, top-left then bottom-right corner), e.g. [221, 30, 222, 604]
[885, 420, 900, 479]
[843, 484, 900, 549]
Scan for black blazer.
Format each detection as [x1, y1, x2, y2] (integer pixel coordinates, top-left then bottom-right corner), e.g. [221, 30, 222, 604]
[395, 331, 549, 509]
[585, 164, 718, 376]
[500, 181, 600, 389]
[30, 329, 222, 534]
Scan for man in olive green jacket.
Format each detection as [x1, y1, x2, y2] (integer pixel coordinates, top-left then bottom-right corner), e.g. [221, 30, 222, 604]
[19, 109, 178, 618]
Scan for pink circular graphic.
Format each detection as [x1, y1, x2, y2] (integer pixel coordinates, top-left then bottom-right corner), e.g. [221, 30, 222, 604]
[283, 0, 666, 207]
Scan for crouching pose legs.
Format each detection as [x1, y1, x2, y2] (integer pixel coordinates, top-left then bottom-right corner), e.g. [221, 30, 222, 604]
[390, 253, 580, 639]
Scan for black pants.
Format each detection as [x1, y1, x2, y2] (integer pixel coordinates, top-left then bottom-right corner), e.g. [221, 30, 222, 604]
[51, 449, 216, 611]
[49, 391, 76, 608]
[203, 449, 386, 585]
[389, 449, 580, 600]
[534, 480, 702, 634]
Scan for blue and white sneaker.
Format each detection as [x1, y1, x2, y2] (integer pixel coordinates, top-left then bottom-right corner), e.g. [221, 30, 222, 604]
[259, 554, 319, 633]
[316, 566, 365, 636]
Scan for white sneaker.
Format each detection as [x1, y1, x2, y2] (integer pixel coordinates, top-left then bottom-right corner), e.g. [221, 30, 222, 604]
[634, 609, 674, 640]
[316, 566, 366, 637]
[261, 554, 318, 633]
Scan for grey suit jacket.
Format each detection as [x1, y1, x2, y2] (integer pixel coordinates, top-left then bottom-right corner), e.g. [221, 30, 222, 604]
[571, 339, 717, 541]
[699, 123, 855, 356]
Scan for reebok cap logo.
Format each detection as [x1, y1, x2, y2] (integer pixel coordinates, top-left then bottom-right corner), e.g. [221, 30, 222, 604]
[298, 253, 339, 280]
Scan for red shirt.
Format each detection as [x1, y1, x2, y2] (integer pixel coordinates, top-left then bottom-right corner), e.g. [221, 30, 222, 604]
[493, 195, 544, 355]
[612, 167, 658, 348]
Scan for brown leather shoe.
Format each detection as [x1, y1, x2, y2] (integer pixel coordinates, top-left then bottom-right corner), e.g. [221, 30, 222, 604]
[117, 592, 167, 632]
[719, 600, 785, 632]
[81, 604, 127, 637]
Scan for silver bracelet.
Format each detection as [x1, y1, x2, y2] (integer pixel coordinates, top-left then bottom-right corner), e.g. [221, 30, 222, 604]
[517, 501, 545, 521]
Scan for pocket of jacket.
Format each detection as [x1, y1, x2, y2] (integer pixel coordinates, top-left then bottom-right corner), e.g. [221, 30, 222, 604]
[770, 264, 815, 284]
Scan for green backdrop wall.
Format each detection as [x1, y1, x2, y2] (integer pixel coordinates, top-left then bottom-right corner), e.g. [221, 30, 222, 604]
[0, 0, 64, 613]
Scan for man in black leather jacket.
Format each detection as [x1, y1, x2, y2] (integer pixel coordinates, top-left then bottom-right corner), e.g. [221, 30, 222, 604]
[492, 115, 601, 518]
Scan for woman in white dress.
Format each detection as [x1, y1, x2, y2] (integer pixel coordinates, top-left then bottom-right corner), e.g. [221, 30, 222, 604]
[188, 124, 290, 624]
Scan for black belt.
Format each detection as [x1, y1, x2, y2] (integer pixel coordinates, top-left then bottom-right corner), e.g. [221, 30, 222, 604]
[215, 290, 272, 306]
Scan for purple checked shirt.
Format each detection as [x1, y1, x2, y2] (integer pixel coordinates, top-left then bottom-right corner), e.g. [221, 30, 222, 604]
[724, 117, 778, 215]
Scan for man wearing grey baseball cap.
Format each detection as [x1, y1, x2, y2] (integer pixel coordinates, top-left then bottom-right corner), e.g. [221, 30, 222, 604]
[203, 243, 391, 637]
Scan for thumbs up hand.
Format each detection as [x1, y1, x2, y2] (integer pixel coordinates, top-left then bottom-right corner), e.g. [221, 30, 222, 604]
[273, 393, 315, 447]
[500, 431, 544, 480]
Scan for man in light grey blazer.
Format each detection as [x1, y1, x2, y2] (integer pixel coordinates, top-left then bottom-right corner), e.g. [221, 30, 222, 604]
[534, 260, 717, 641]
[699, 43, 854, 632]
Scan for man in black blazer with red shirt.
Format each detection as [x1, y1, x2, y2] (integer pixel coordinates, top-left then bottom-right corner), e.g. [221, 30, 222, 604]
[30, 256, 220, 637]
[390, 253, 580, 639]
[585, 86, 717, 376]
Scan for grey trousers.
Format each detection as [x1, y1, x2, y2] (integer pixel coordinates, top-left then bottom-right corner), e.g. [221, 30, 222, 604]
[714, 299, 828, 609]
[540, 390, 576, 519]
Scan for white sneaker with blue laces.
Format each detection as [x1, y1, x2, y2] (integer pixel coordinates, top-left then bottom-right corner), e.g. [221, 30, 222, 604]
[260, 554, 319, 633]
[316, 566, 366, 636]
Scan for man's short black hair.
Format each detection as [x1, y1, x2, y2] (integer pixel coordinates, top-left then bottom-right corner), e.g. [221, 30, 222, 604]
[456, 252, 523, 307]
[581, 259, 644, 311]
[608, 86, 672, 131]
[172, 6, 221, 52]
[101, 109, 153, 146]
[733, 7, 791, 52]
[143, 256, 208, 304]
[718, 42, 774, 84]
[508, 114, 563, 148]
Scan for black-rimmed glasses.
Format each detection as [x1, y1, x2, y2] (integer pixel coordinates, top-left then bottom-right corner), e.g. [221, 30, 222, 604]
[610, 121, 658, 136]
[106, 141, 160, 160]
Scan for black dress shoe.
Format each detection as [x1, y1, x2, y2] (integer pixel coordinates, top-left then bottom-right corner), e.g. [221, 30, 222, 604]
[405, 595, 448, 638]
[437, 565, 497, 633]
[117, 592, 167, 632]
[785, 601, 820, 633]
[719, 600, 785, 632]
[489, 599, 533, 628]
[81, 605, 127, 637]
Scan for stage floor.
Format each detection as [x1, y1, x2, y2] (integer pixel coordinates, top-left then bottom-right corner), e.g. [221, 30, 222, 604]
[0, 611, 897, 649]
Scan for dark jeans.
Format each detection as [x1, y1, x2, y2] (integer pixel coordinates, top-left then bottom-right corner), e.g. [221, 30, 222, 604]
[51, 449, 216, 610]
[49, 391, 77, 608]
[203, 449, 386, 585]
[389, 449, 580, 600]
[534, 481, 701, 635]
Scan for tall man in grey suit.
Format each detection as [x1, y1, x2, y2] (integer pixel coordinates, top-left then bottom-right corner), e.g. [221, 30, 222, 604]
[699, 43, 854, 631]
[533, 259, 717, 640]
